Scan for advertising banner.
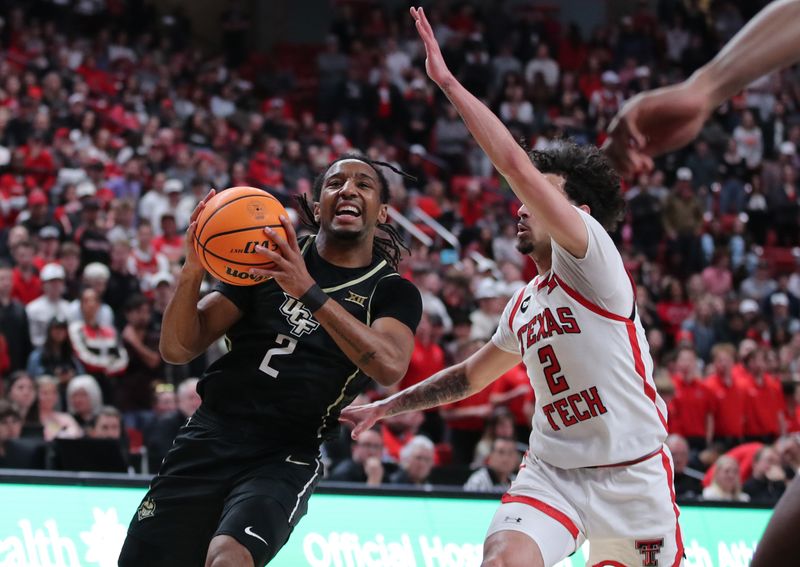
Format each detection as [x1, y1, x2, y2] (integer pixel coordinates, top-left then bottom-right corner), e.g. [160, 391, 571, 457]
[0, 483, 770, 567]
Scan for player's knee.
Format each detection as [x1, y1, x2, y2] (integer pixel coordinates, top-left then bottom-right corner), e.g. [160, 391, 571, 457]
[205, 535, 254, 567]
[482, 533, 545, 567]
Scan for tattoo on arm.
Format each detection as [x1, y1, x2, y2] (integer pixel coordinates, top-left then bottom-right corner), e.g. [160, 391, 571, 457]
[359, 351, 376, 365]
[388, 365, 471, 415]
[327, 320, 379, 369]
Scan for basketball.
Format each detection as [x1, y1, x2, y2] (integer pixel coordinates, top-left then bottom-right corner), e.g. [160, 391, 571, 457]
[193, 186, 288, 286]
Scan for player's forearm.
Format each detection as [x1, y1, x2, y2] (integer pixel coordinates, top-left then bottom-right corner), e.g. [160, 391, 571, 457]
[692, 0, 800, 109]
[159, 268, 206, 363]
[380, 362, 476, 417]
[313, 299, 407, 386]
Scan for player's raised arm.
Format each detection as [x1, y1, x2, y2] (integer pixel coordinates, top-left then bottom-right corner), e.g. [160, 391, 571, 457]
[340, 342, 520, 438]
[410, 6, 588, 258]
[159, 190, 243, 363]
[605, 0, 800, 175]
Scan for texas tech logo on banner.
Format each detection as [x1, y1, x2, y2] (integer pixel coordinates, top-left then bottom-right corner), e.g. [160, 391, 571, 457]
[635, 538, 664, 566]
[280, 294, 320, 337]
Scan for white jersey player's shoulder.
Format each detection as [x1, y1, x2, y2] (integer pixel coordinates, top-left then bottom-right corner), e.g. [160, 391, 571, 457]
[550, 207, 632, 318]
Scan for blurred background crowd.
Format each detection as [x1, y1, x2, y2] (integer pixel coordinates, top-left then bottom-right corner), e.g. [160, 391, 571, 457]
[0, 0, 798, 505]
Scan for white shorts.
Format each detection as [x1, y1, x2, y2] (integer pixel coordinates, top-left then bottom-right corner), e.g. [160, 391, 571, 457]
[486, 445, 684, 567]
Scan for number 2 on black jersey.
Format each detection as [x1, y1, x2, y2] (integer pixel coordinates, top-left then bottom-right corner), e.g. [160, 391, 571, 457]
[538, 344, 570, 395]
[259, 334, 298, 378]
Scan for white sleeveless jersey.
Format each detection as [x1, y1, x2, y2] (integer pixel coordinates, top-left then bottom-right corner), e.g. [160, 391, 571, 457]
[492, 208, 668, 469]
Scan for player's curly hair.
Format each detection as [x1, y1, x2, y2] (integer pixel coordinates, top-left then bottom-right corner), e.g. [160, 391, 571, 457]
[528, 141, 625, 232]
[295, 154, 411, 268]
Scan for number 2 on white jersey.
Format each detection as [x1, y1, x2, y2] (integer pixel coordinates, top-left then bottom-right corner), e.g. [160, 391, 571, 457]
[259, 334, 298, 378]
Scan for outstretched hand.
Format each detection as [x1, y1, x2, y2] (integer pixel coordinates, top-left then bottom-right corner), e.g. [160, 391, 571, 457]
[339, 401, 389, 440]
[604, 79, 714, 177]
[249, 215, 316, 298]
[410, 6, 453, 87]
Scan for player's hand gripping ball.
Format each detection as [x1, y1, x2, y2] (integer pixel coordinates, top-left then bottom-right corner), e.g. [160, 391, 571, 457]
[193, 186, 288, 286]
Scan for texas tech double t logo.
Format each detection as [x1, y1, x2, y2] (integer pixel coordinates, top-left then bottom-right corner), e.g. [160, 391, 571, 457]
[635, 538, 664, 566]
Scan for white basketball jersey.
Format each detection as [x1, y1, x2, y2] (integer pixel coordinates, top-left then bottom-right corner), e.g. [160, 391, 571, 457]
[492, 208, 668, 469]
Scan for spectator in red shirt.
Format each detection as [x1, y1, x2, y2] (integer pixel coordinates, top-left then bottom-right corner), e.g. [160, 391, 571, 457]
[705, 343, 747, 449]
[10, 240, 41, 305]
[786, 383, 800, 433]
[247, 138, 283, 189]
[489, 363, 534, 441]
[656, 276, 694, 342]
[737, 348, 786, 443]
[668, 346, 715, 450]
[21, 133, 55, 191]
[152, 213, 184, 265]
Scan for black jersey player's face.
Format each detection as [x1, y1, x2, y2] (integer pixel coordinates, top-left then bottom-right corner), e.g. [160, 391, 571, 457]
[316, 159, 388, 239]
[516, 173, 567, 256]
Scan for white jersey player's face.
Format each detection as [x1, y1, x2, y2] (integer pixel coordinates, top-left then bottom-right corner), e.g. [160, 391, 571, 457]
[515, 173, 567, 259]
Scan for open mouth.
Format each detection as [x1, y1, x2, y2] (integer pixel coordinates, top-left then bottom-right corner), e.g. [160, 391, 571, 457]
[517, 223, 530, 234]
[335, 204, 362, 219]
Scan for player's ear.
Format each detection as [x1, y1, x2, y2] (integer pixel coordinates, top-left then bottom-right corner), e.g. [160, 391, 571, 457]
[578, 204, 591, 215]
[377, 204, 388, 224]
[313, 201, 321, 223]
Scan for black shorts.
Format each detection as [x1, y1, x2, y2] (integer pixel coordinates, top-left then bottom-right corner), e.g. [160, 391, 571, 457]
[118, 408, 322, 567]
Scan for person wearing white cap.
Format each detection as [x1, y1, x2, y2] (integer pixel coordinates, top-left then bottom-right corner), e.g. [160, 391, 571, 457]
[25, 263, 70, 348]
[66, 262, 115, 328]
[75, 180, 96, 200]
[470, 278, 504, 340]
[589, 69, 624, 122]
[675, 167, 693, 183]
[768, 292, 800, 335]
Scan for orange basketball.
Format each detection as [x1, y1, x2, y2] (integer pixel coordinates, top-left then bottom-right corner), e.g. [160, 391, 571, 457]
[194, 186, 288, 286]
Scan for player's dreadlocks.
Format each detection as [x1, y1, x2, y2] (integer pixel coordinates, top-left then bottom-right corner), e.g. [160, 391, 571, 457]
[296, 154, 413, 268]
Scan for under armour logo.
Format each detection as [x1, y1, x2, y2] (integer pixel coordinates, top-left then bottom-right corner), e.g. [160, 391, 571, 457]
[344, 290, 368, 308]
[503, 516, 522, 524]
[280, 294, 320, 337]
[635, 538, 664, 566]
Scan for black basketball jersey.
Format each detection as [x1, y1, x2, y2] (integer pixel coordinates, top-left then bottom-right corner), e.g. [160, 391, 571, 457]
[197, 236, 422, 449]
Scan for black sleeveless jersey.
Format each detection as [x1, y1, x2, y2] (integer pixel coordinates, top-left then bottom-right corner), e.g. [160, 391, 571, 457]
[197, 236, 422, 449]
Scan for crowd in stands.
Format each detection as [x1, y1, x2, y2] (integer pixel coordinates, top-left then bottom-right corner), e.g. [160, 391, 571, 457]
[0, 0, 798, 504]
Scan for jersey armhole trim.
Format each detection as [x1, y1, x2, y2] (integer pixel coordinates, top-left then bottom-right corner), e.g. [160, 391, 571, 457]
[551, 273, 629, 322]
[366, 273, 400, 326]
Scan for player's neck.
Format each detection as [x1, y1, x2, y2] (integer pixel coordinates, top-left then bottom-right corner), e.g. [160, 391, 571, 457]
[532, 252, 552, 275]
[315, 232, 374, 268]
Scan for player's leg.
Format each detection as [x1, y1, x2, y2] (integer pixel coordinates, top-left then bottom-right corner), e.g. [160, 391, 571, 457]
[483, 501, 579, 567]
[119, 416, 230, 566]
[483, 452, 586, 567]
[205, 535, 254, 567]
[583, 447, 684, 567]
[212, 454, 323, 566]
[119, 472, 225, 566]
